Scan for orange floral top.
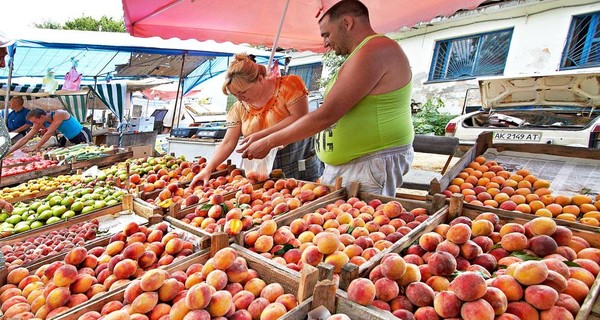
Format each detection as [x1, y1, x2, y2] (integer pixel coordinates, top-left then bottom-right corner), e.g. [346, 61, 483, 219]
[226, 75, 308, 137]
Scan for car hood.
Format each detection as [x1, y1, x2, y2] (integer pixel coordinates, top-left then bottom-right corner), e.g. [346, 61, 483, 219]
[479, 72, 600, 110]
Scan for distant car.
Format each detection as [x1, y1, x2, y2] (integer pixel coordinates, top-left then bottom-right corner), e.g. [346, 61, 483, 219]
[308, 93, 323, 112]
[444, 73, 600, 148]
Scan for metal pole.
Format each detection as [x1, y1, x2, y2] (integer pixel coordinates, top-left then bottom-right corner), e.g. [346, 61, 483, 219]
[90, 77, 97, 136]
[268, 0, 291, 70]
[169, 53, 186, 138]
[3, 45, 15, 124]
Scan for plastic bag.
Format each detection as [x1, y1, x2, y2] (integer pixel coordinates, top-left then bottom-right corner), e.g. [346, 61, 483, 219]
[241, 147, 278, 182]
[42, 70, 58, 94]
[63, 66, 82, 91]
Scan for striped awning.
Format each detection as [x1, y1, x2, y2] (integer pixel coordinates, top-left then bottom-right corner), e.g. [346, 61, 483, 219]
[0, 83, 89, 100]
[57, 94, 88, 123]
[90, 83, 126, 123]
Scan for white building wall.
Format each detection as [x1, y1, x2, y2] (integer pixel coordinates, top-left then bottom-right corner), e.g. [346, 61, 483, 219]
[394, 0, 600, 114]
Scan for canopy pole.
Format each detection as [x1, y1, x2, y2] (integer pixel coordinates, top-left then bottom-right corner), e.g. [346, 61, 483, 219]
[3, 45, 15, 124]
[268, 0, 291, 70]
[169, 53, 186, 138]
[90, 76, 98, 140]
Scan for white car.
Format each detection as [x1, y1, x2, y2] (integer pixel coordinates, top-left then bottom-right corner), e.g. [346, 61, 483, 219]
[445, 73, 600, 148]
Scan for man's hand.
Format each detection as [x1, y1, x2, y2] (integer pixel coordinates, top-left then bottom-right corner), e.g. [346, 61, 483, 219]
[240, 132, 264, 147]
[237, 136, 272, 160]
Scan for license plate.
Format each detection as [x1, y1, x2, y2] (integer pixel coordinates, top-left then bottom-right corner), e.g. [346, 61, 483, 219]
[493, 131, 542, 142]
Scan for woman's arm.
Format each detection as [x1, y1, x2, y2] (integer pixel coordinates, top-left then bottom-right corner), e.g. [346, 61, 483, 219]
[241, 94, 309, 145]
[190, 126, 242, 188]
[8, 124, 41, 154]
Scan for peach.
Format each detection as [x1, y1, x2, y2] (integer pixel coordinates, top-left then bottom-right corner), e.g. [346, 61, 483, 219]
[406, 282, 435, 307]
[122, 242, 145, 261]
[513, 260, 548, 285]
[148, 303, 172, 320]
[374, 278, 399, 302]
[254, 235, 274, 253]
[324, 251, 349, 273]
[170, 299, 191, 320]
[275, 293, 298, 311]
[471, 219, 494, 237]
[427, 251, 456, 276]
[529, 235, 558, 257]
[45, 286, 71, 310]
[381, 254, 407, 280]
[506, 301, 539, 320]
[248, 297, 270, 319]
[542, 270, 568, 293]
[233, 290, 255, 310]
[540, 305, 574, 320]
[53, 264, 78, 287]
[113, 259, 137, 280]
[426, 276, 450, 292]
[460, 240, 483, 260]
[186, 282, 213, 310]
[314, 232, 340, 255]
[449, 271, 487, 301]
[460, 299, 495, 320]
[240, 278, 265, 299]
[347, 278, 376, 306]
[124, 280, 144, 304]
[213, 247, 237, 271]
[130, 291, 159, 314]
[7, 267, 29, 285]
[500, 232, 528, 252]
[260, 302, 287, 320]
[70, 274, 95, 294]
[301, 245, 323, 267]
[524, 284, 558, 311]
[529, 217, 557, 236]
[207, 290, 233, 317]
[563, 278, 589, 304]
[158, 278, 184, 303]
[140, 269, 169, 292]
[433, 291, 461, 318]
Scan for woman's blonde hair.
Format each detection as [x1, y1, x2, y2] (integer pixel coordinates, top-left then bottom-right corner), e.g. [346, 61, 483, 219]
[222, 53, 267, 95]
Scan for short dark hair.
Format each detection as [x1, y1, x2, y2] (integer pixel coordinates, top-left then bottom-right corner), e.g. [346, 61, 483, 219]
[321, 0, 369, 22]
[26, 108, 47, 120]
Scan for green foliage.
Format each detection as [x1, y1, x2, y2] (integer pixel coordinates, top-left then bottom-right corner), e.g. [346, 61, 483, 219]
[412, 98, 455, 136]
[318, 51, 346, 89]
[35, 16, 125, 33]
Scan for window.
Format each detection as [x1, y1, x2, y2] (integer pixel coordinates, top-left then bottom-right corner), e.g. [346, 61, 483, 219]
[287, 63, 323, 91]
[561, 11, 600, 69]
[429, 29, 513, 82]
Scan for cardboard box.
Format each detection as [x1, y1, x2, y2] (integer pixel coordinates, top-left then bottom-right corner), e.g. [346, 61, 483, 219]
[131, 145, 153, 158]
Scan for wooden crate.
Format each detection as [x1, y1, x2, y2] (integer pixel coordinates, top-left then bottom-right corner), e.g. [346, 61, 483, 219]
[137, 165, 234, 202]
[232, 182, 448, 291]
[165, 180, 344, 240]
[431, 132, 600, 196]
[282, 281, 394, 320]
[55, 232, 320, 320]
[0, 193, 144, 241]
[0, 163, 72, 188]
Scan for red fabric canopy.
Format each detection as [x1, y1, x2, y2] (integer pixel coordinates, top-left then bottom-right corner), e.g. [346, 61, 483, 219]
[122, 0, 487, 52]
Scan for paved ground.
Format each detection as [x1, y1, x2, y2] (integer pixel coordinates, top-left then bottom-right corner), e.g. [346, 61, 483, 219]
[397, 153, 460, 196]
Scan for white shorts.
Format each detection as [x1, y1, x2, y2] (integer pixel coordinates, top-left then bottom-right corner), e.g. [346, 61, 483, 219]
[319, 144, 414, 197]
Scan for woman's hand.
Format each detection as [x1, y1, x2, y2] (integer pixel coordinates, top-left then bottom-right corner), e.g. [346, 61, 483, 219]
[189, 168, 212, 190]
[240, 132, 265, 147]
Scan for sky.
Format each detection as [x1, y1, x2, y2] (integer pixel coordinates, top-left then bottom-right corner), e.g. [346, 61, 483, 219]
[1, 0, 124, 30]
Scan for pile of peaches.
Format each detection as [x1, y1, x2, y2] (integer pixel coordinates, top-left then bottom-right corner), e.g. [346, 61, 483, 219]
[178, 178, 330, 236]
[346, 213, 599, 320]
[244, 197, 430, 275]
[0, 221, 196, 319]
[443, 155, 600, 227]
[77, 247, 299, 320]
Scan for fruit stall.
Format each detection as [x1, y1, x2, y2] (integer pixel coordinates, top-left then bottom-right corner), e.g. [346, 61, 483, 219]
[0, 132, 598, 320]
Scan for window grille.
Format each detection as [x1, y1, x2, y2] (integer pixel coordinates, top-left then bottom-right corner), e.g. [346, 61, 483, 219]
[288, 63, 323, 91]
[429, 29, 513, 82]
[562, 11, 600, 69]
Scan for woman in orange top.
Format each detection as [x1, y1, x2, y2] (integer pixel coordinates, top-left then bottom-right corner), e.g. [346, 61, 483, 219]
[190, 54, 322, 186]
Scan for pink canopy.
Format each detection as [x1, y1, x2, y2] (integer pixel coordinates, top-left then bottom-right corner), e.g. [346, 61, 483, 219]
[122, 0, 487, 52]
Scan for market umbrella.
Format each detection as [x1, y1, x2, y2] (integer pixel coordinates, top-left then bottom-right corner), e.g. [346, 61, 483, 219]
[122, 0, 487, 53]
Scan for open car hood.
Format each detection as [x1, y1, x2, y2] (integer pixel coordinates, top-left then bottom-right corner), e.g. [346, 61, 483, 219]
[479, 72, 600, 110]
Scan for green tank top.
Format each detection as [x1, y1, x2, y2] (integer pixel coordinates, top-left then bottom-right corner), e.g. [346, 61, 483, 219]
[315, 34, 414, 166]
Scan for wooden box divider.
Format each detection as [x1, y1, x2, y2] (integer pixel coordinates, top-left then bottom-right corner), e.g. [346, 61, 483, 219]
[0, 163, 72, 188]
[2, 188, 55, 204]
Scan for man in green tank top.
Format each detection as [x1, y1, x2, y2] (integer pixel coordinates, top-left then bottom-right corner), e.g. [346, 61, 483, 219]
[239, 0, 414, 196]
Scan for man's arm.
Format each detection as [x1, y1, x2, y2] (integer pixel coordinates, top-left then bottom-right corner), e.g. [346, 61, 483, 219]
[33, 114, 64, 150]
[13, 123, 31, 134]
[8, 125, 40, 154]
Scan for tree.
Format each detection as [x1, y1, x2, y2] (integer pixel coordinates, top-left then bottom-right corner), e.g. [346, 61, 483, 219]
[318, 51, 346, 89]
[34, 16, 126, 32]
